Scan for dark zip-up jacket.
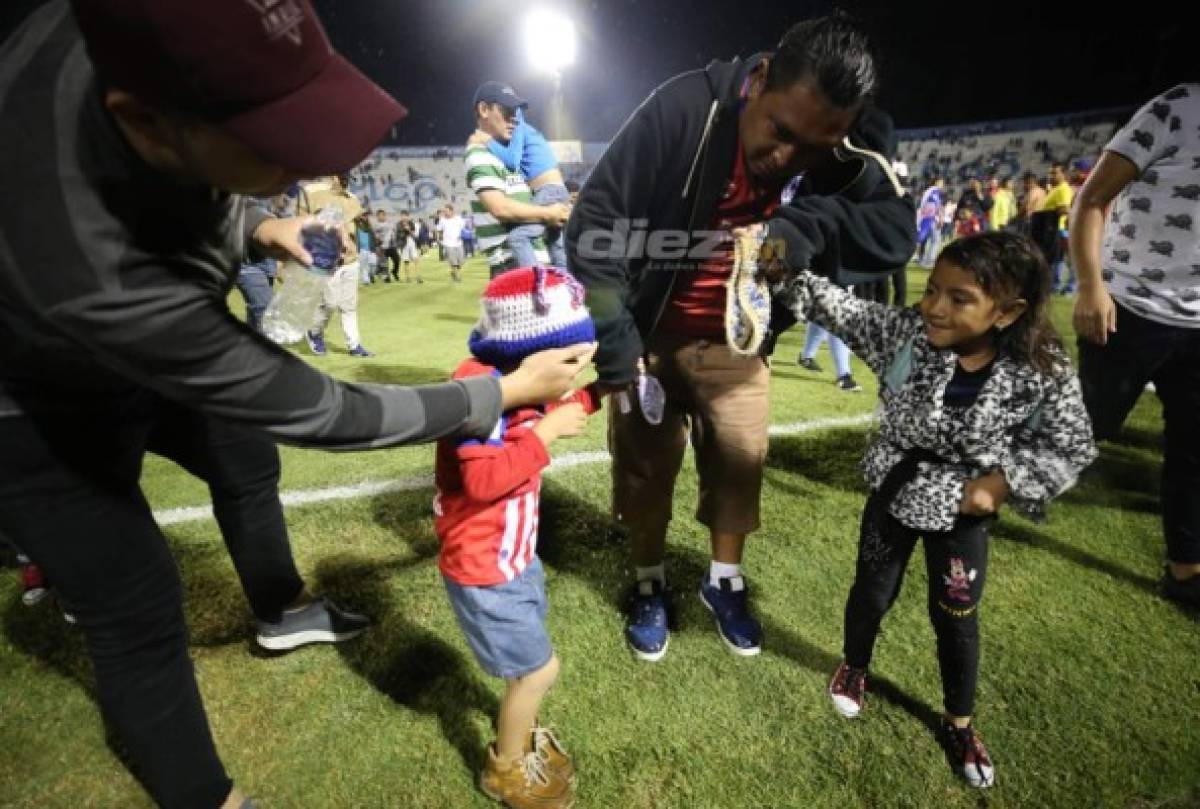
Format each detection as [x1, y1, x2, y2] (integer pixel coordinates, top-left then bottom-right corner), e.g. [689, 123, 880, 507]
[566, 54, 917, 384]
[0, 3, 500, 448]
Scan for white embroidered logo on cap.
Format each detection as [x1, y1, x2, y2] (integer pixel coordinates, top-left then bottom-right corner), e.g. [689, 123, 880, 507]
[245, 0, 305, 46]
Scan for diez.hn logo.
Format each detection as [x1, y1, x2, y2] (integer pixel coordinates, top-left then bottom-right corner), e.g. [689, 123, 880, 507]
[575, 219, 786, 269]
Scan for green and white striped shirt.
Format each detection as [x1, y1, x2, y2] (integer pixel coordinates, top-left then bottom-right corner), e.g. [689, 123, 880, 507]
[465, 144, 549, 271]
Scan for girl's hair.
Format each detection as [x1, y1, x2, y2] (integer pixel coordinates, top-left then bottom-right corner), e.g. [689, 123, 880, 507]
[938, 232, 1066, 377]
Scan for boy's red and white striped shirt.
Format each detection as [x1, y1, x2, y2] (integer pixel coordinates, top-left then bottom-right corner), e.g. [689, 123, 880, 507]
[433, 358, 600, 586]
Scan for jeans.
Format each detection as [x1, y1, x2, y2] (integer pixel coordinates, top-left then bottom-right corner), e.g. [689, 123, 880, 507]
[1079, 302, 1200, 564]
[235, 265, 273, 333]
[507, 183, 568, 269]
[918, 221, 941, 268]
[844, 488, 990, 717]
[803, 322, 852, 378]
[1053, 260, 1075, 293]
[358, 251, 377, 285]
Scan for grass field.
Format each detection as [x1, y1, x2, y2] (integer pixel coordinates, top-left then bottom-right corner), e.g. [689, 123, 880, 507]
[1, 255, 1198, 808]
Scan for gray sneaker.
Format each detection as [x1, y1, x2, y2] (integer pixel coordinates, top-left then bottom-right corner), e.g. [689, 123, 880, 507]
[255, 596, 369, 651]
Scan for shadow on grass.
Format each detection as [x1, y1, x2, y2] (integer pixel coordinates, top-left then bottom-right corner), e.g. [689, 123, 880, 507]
[534, 480, 943, 735]
[764, 428, 872, 496]
[1058, 444, 1161, 516]
[1128, 787, 1200, 809]
[1108, 425, 1163, 454]
[350, 364, 451, 386]
[319, 545, 499, 775]
[992, 517, 1158, 596]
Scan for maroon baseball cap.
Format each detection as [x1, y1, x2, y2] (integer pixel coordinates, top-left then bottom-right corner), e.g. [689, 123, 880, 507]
[71, 0, 407, 176]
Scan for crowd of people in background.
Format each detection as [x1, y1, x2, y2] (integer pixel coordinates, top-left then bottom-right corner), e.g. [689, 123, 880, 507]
[910, 159, 1090, 294]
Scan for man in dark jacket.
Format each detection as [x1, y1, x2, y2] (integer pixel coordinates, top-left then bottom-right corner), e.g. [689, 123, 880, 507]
[0, 2, 592, 807]
[567, 15, 915, 662]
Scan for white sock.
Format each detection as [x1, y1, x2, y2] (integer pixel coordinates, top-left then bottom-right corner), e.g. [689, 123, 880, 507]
[710, 561, 742, 589]
[635, 564, 665, 585]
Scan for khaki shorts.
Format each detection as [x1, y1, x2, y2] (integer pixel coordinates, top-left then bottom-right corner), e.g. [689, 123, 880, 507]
[610, 333, 770, 538]
[445, 244, 465, 267]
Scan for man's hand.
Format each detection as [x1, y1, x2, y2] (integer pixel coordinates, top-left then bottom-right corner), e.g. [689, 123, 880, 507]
[1073, 285, 1118, 346]
[541, 203, 571, 228]
[252, 215, 319, 265]
[959, 471, 1009, 516]
[533, 402, 588, 447]
[500, 343, 597, 409]
[756, 235, 793, 285]
[467, 129, 491, 148]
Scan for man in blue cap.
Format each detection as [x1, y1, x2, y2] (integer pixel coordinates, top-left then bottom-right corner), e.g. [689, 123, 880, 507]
[465, 81, 571, 276]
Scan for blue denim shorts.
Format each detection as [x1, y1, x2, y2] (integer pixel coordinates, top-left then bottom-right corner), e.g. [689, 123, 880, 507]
[443, 558, 552, 679]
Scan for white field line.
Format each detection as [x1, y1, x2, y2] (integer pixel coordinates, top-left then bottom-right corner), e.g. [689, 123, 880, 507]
[153, 412, 876, 527]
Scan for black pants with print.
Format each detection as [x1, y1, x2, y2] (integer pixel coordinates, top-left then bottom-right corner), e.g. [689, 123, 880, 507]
[843, 489, 991, 717]
[1078, 302, 1200, 564]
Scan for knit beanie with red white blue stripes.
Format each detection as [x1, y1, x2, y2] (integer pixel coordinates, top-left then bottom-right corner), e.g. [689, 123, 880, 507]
[468, 266, 595, 367]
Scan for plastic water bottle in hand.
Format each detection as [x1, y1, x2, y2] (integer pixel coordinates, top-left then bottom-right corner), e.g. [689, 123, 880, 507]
[261, 207, 344, 345]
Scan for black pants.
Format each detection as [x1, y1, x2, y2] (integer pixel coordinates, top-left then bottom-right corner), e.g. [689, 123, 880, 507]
[1030, 210, 1062, 266]
[147, 401, 304, 622]
[890, 267, 907, 307]
[382, 246, 400, 278]
[1079, 302, 1200, 564]
[0, 395, 302, 807]
[843, 490, 990, 717]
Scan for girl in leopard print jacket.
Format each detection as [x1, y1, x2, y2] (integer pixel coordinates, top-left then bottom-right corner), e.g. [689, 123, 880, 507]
[771, 231, 1097, 789]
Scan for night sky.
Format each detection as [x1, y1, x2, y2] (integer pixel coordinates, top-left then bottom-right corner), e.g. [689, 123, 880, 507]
[0, 1, 1190, 145]
[313, 0, 1193, 145]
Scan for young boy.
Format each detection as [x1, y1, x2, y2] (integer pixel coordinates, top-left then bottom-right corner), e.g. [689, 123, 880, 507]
[301, 176, 376, 357]
[472, 107, 570, 269]
[435, 266, 600, 808]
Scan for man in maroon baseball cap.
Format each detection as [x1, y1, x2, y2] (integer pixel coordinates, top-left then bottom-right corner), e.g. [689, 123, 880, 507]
[73, 0, 407, 179]
[0, 2, 596, 809]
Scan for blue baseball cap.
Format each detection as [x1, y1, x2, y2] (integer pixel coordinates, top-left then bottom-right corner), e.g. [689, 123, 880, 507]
[473, 81, 528, 110]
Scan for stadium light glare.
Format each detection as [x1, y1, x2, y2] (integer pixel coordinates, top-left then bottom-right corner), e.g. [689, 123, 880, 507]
[524, 9, 576, 76]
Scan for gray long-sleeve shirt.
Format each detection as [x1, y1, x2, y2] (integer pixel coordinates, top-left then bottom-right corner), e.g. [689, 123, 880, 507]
[0, 2, 500, 448]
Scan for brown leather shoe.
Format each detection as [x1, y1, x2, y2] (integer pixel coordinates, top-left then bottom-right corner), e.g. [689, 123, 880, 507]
[531, 725, 576, 786]
[479, 744, 574, 809]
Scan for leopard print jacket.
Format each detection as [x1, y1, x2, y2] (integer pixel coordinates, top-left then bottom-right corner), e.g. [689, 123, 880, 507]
[775, 271, 1098, 531]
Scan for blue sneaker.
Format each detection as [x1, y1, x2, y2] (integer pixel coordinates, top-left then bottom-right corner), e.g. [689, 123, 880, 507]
[305, 330, 326, 356]
[348, 344, 374, 357]
[624, 579, 669, 662]
[699, 575, 762, 656]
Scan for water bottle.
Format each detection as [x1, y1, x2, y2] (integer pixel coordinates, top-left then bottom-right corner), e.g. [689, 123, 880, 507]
[261, 207, 345, 345]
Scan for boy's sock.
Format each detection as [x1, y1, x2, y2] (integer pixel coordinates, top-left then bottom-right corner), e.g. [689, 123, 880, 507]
[635, 563, 665, 587]
[709, 560, 742, 589]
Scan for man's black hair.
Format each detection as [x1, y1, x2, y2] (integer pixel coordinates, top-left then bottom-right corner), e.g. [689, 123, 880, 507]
[765, 13, 877, 108]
